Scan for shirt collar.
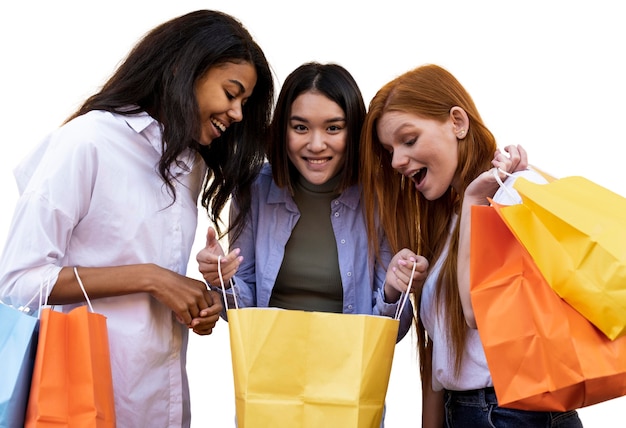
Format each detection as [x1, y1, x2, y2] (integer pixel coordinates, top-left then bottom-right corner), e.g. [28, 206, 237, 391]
[124, 111, 197, 176]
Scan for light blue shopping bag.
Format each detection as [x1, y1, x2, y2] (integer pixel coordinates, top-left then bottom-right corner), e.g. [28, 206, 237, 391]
[0, 302, 39, 428]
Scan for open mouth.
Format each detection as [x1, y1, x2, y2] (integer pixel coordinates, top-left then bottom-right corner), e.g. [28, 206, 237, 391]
[211, 118, 226, 134]
[411, 168, 427, 185]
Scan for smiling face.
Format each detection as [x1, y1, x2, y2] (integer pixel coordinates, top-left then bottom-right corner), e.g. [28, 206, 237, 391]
[376, 110, 462, 200]
[194, 61, 257, 146]
[286, 91, 347, 185]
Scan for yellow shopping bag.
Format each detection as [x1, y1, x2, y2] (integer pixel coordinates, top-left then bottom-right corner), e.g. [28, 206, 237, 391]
[497, 175, 626, 340]
[217, 257, 412, 428]
[227, 308, 398, 428]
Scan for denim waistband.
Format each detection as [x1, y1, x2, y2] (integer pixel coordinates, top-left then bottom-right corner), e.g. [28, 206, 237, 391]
[444, 387, 498, 406]
[446, 386, 495, 397]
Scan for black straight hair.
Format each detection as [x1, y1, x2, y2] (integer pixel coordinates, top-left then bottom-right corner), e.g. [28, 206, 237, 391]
[267, 62, 365, 194]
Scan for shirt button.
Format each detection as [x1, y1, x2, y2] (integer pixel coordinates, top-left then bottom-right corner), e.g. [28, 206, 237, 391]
[340, 239, 346, 244]
[347, 272, 352, 277]
[334, 212, 339, 217]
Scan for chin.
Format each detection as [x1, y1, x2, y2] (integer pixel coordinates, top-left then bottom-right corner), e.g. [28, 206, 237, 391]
[198, 136, 214, 146]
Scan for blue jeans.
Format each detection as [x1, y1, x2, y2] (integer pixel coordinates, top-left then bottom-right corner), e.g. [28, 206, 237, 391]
[444, 388, 583, 428]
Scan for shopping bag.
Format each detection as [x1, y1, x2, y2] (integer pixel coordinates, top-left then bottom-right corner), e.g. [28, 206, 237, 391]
[228, 308, 399, 427]
[470, 205, 626, 411]
[0, 302, 39, 428]
[25, 268, 116, 427]
[218, 256, 411, 428]
[497, 175, 626, 340]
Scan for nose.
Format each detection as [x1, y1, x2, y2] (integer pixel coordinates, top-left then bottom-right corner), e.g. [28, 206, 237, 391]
[228, 101, 244, 123]
[390, 149, 408, 171]
[308, 130, 326, 152]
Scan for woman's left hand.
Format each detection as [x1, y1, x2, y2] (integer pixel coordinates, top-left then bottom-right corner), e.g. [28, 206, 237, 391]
[189, 290, 223, 335]
[493, 144, 528, 174]
[465, 144, 528, 205]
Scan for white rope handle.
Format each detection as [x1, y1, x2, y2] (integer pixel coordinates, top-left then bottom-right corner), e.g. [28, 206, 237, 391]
[394, 260, 417, 320]
[217, 255, 238, 310]
[15, 275, 52, 316]
[73, 266, 95, 313]
[18, 278, 46, 315]
[492, 167, 522, 204]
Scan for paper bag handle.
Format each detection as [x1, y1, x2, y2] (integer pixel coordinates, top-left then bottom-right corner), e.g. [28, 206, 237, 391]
[492, 167, 522, 204]
[394, 260, 416, 320]
[217, 255, 239, 310]
[217, 255, 415, 320]
[12, 275, 53, 318]
[73, 266, 95, 313]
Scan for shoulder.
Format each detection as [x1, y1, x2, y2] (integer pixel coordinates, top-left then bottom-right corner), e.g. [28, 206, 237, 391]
[62, 109, 154, 137]
[252, 162, 275, 190]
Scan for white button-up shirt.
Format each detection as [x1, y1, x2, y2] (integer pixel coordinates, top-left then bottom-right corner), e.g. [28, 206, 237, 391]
[0, 110, 205, 427]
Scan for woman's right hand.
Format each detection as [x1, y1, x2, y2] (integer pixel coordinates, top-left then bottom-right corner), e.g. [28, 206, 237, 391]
[195, 227, 242, 287]
[384, 248, 429, 302]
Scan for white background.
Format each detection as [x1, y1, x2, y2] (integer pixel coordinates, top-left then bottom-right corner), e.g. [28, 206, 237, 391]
[1, 1, 624, 426]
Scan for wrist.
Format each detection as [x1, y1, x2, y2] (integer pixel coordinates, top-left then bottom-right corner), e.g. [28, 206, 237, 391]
[383, 283, 401, 303]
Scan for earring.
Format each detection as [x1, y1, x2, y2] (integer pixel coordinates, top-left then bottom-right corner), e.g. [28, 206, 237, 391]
[458, 129, 466, 138]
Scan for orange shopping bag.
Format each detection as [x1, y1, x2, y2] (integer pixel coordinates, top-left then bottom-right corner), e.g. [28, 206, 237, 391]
[25, 268, 115, 427]
[469, 205, 626, 411]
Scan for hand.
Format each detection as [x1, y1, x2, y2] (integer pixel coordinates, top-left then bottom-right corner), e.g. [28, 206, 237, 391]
[492, 144, 528, 174]
[147, 266, 215, 326]
[189, 290, 223, 335]
[465, 144, 529, 205]
[384, 249, 429, 302]
[196, 227, 242, 287]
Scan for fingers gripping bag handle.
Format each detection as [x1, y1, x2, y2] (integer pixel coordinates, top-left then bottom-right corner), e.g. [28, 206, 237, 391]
[217, 255, 239, 310]
[394, 260, 416, 321]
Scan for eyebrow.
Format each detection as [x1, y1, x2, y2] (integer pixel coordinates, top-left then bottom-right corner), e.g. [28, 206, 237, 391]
[228, 79, 246, 95]
[289, 115, 346, 123]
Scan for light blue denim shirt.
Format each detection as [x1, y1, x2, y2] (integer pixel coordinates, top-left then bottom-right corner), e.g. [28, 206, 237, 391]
[224, 163, 413, 342]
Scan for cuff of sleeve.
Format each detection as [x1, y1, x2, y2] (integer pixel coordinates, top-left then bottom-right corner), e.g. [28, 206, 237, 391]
[376, 288, 399, 317]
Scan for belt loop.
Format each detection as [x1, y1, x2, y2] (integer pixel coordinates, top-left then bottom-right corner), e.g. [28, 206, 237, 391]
[478, 388, 488, 410]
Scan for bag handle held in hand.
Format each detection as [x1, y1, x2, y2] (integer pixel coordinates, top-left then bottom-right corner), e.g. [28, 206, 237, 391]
[217, 255, 239, 310]
[394, 261, 416, 321]
[217, 255, 414, 320]
[493, 167, 522, 204]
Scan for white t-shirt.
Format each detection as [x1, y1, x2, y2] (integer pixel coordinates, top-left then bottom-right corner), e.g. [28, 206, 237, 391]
[419, 168, 547, 391]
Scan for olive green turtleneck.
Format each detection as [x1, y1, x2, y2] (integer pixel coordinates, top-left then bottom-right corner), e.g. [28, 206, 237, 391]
[270, 173, 344, 313]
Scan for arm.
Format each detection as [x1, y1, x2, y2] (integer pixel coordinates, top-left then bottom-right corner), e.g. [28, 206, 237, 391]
[50, 264, 222, 336]
[458, 145, 529, 328]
